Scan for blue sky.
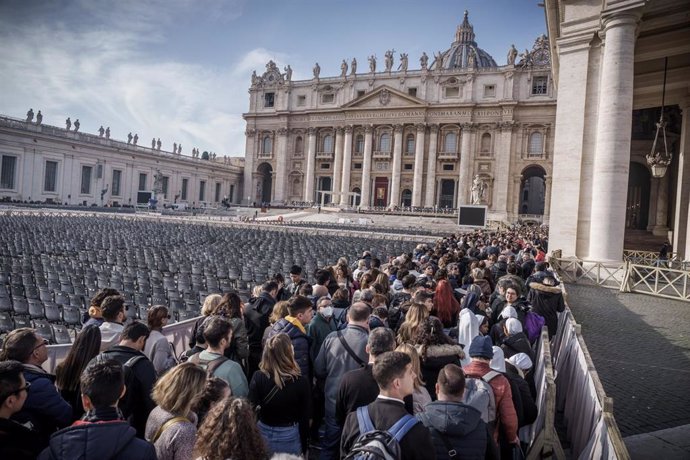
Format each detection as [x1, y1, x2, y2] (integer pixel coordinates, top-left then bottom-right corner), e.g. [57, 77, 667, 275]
[0, 0, 546, 157]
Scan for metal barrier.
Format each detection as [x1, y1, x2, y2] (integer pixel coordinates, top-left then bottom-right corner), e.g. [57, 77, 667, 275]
[622, 250, 687, 270]
[549, 257, 626, 289]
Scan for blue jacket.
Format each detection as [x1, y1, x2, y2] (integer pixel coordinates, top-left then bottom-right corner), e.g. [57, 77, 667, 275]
[268, 317, 313, 379]
[13, 364, 72, 447]
[417, 400, 498, 460]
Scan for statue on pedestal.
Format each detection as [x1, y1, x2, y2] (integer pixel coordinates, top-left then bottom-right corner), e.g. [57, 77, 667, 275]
[284, 65, 292, 82]
[507, 44, 517, 65]
[368, 55, 377, 73]
[36, 111, 43, 125]
[313, 62, 320, 79]
[156, 138, 161, 150]
[398, 53, 408, 72]
[340, 59, 348, 78]
[26, 109, 34, 122]
[65, 117, 72, 130]
[433, 51, 444, 70]
[173, 142, 177, 153]
[177, 144, 181, 154]
[98, 126, 105, 137]
[420, 52, 429, 70]
[471, 175, 487, 205]
[384, 50, 394, 72]
[351, 58, 357, 75]
[151, 138, 156, 149]
[73, 119, 80, 132]
[105, 127, 110, 139]
[133, 133, 138, 145]
[127, 132, 133, 144]
[467, 50, 476, 69]
[251, 70, 258, 86]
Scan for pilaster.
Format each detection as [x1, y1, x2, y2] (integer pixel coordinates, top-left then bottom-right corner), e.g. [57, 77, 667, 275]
[390, 124, 404, 209]
[411, 124, 426, 207]
[340, 126, 353, 206]
[304, 128, 316, 202]
[458, 123, 474, 205]
[332, 127, 344, 199]
[424, 124, 439, 207]
[360, 125, 373, 208]
[273, 127, 288, 203]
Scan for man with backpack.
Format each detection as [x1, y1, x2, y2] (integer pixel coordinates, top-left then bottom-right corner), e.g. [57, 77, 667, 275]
[418, 364, 499, 460]
[189, 316, 248, 397]
[94, 321, 156, 438]
[462, 336, 518, 446]
[340, 351, 435, 460]
[244, 281, 279, 378]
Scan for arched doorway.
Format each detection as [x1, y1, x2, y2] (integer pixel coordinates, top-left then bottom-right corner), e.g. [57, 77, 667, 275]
[374, 177, 389, 207]
[401, 189, 412, 207]
[520, 166, 546, 215]
[352, 187, 361, 207]
[256, 163, 273, 204]
[317, 176, 332, 204]
[626, 162, 650, 229]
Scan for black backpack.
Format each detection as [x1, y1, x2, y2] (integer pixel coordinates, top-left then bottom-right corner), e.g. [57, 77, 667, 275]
[96, 352, 146, 417]
[344, 406, 419, 460]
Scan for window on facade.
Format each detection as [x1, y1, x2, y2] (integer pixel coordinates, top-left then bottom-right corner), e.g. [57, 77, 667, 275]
[291, 179, 301, 196]
[295, 136, 303, 154]
[405, 134, 415, 153]
[357, 90, 366, 98]
[321, 163, 330, 169]
[353, 163, 362, 170]
[80, 166, 93, 195]
[379, 133, 391, 152]
[323, 134, 334, 153]
[229, 184, 235, 202]
[484, 85, 496, 97]
[443, 132, 457, 153]
[528, 132, 544, 154]
[215, 182, 222, 202]
[480, 133, 491, 153]
[181, 178, 189, 200]
[532, 76, 548, 95]
[262, 136, 272, 155]
[161, 176, 169, 198]
[199, 180, 206, 201]
[112, 169, 122, 196]
[404, 163, 413, 171]
[138, 173, 147, 191]
[0, 155, 17, 189]
[264, 92, 275, 108]
[445, 87, 460, 98]
[355, 134, 364, 154]
[44, 160, 58, 192]
[442, 164, 455, 171]
[321, 93, 335, 104]
[408, 88, 417, 97]
[297, 95, 306, 106]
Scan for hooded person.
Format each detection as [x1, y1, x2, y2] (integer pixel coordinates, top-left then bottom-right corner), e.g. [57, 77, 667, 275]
[506, 353, 537, 400]
[493, 347, 537, 430]
[417, 364, 499, 460]
[501, 318, 535, 364]
[489, 306, 517, 345]
[526, 276, 565, 339]
[457, 308, 479, 366]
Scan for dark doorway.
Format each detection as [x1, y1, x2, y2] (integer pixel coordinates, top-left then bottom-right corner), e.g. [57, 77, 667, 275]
[257, 163, 273, 204]
[352, 187, 361, 207]
[318, 176, 332, 204]
[438, 179, 455, 209]
[626, 162, 650, 230]
[520, 166, 546, 215]
[374, 177, 389, 207]
[401, 189, 412, 207]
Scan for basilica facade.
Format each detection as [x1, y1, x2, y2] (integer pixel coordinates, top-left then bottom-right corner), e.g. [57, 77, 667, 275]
[242, 12, 557, 222]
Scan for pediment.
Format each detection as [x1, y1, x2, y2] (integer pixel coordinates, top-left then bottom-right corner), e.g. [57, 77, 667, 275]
[342, 85, 427, 109]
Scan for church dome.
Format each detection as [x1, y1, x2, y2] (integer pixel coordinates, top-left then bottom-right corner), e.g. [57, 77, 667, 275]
[433, 11, 497, 70]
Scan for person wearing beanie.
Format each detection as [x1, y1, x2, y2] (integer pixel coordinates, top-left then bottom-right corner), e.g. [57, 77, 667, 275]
[463, 336, 518, 447]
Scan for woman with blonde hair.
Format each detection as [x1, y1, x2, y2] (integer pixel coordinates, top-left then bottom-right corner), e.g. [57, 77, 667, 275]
[194, 396, 269, 460]
[262, 300, 289, 347]
[395, 343, 432, 414]
[145, 362, 207, 460]
[188, 294, 222, 348]
[396, 302, 430, 345]
[249, 333, 310, 457]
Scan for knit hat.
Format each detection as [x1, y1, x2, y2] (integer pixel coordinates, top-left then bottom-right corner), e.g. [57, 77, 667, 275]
[468, 335, 494, 359]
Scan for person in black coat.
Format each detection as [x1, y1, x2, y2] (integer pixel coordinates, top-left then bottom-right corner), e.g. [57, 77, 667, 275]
[341, 351, 436, 460]
[500, 318, 535, 364]
[0, 360, 43, 460]
[526, 277, 565, 339]
[244, 281, 279, 378]
[266, 295, 313, 380]
[39, 359, 156, 460]
[417, 364, 498, 460]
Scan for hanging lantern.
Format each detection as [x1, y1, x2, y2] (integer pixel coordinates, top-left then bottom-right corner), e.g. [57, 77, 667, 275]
[646, 57, 671, 178]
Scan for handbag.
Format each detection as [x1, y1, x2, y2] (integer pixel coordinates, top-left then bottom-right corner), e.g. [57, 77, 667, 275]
[254, 384, 280, 418]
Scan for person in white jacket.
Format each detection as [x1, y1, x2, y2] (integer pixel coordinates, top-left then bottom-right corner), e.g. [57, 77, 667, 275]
[144, 305, 177, 376]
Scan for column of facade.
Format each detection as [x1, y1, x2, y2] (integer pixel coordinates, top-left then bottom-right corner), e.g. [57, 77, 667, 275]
[424, 124, 439, 207]
[673, 98, 690, 259]
[493, 122, 514, 219]
[273, 127, 288, 203]
[588, 13, 640, 262]
[360, 125, 374, 208]
[332, 127, 344, 202]
[339, 126, 353, 206]
[304, 128, 317, 203]
[411, 124, 426, 207]
[652, 173, 670, 236]
[457, 123, 474, 205]
[510, 174, 522, 219]
[389, 124, 403, 209]
[242, 129, 256, 205]
[543, 175, 552, 222]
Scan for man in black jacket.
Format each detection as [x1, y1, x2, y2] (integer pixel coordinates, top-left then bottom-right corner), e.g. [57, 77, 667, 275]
[244, 280, 278, 378]
[39, 359, 156, 460]
[418, 364, 498, 460]
[341, 351, 436, 460]
[94, 321, 156, 438]
[0, 360, 42, 460]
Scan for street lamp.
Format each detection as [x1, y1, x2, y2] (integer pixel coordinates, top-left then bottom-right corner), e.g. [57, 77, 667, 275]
[646, 57, 671, 178]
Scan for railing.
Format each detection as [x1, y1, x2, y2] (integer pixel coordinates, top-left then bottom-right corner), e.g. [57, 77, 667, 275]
[549, 257, 626, 289]
[518, 214, 544, 224]
[372, 150, 391, 159]
[622, 249, 687, 270]
[622, 264, 690, 301]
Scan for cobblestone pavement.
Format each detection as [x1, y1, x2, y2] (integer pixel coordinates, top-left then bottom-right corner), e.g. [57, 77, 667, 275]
[564, 284, 690, 436]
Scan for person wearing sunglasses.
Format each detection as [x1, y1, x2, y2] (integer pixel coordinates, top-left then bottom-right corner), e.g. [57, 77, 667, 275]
[0, 328, 73, 450]
[0, 360, 41, 460]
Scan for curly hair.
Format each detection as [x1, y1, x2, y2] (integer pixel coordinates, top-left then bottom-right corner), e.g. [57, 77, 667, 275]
[215, 292, 243, 319]
[412, 316, 455, 360]
[194, 396, 268, 460]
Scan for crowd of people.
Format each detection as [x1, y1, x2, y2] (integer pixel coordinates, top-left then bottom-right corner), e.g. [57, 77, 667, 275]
[0, 225, 566, 460]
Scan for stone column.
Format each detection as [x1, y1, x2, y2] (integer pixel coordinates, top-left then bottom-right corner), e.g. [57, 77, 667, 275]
[588, 13, 640, 262]
[543, 175, 552, 222]
[458, 123, 474, 205]
[332, 127, 344, 201]
[652, 173, 670, 236]
[647, 177, 660, 231]
[389, 124, 404, 209]
[242, 129, 256, 205]
[411, 124, 426, 207]
[340, 126, 353, 205]
[424, 124, 439, 207]
[493, 121, 514, 220]
[673, 98, 690, 259]
[304, 128, 317, 203]
[511, 174, 522, 220]
[360, 125, 374, 208]
[273, 127, 288, 203]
